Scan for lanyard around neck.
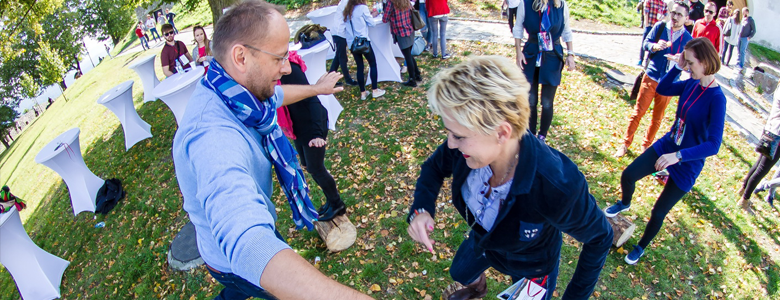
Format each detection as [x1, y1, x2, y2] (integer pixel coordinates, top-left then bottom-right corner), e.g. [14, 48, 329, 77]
[681, 78, 714, 121]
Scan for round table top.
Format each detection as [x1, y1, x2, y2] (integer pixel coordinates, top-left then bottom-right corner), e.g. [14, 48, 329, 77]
[152, 66, 205, 99]
[128, 54, 157, 69]
[0, 206, 16, 227]
[297, 41, 330, 57]
[307, 5, 337, 19]
[97, 80, 134, 104]
[34, 128, 81, 164]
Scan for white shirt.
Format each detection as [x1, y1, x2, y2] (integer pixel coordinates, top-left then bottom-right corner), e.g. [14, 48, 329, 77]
[461, 166, 513, 231]
[145, 19, 156, 29]
[344, 5, 376, 42]
[333, 0, 350, 37]
[507, 0, 521, 9]
[512, 0, 573, 43]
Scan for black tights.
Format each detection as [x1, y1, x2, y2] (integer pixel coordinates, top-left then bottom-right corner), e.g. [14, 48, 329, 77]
[329, 35, 354, 82]
[294, 137, 342, 206]
[741, 152, 780, 200]
[528, 71, 559, 137]
[351, 46, 379, 92]
[621, 148, 688, 249]
[400, 46, 419, 81]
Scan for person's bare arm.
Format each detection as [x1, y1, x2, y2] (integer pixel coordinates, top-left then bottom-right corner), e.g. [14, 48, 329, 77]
[514, 38, 525, 68]
[261, 249, 373, 299]
[162, 65, 174, 77]
[281, 72, 343, 106]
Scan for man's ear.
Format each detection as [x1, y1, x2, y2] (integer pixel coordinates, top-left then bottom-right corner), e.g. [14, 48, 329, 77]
[230, 44, 249, 74]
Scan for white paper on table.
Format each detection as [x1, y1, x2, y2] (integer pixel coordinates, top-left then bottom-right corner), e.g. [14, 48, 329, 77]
[178, 54, 191, 67]
[318, 95, 343, 131]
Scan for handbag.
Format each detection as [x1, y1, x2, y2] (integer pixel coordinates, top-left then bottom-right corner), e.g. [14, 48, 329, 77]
[349, 20, 371, 54]
[756, 130, 780, 159]
[295, 24, 329, 49]
[411, 9, 425, 31]
[630, 22, 666, 101]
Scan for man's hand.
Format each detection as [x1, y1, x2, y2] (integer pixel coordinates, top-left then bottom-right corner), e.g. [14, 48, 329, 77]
[652, 40, 670, 52]
[314, 72, 344, 95]
[655, 153, 680, 171]
[407, 212, 436, 254]
[309, 138, 326, 148]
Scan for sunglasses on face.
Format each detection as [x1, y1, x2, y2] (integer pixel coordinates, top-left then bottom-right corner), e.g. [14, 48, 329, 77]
[164, 31, 175, 37]
[705, 10, 716, 14]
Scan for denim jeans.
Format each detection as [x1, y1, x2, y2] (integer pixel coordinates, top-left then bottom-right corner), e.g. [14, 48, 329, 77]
[738, 37, 749, 68]
[149, 28, 161, 41]
[206, 230, 286, 300]
[419, 3, 432, 44]
[450, 233, 559, 300]
[427, 16, 448, 56]
[139, 36, 149, 50]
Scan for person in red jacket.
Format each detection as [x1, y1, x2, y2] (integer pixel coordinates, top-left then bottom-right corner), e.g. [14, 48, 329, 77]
[426, 0, 450, 59]
[692, 2, 720, 54]
[135, 22, 150, 50]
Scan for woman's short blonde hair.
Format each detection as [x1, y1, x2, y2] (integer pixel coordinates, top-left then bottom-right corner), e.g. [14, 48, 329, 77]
[427, 56, 531, 139]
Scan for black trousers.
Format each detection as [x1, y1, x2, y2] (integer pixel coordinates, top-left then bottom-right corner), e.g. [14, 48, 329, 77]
[400, 46, 419, 81]
[528, 67, 559, 137]
[294, 136, 341, 206]
[621, 148, 688, 249]
[507, 7, 518, 32]
[351, 46, 379, 92]
[741, 151, 780, 200]
[329, 35, 354, 82]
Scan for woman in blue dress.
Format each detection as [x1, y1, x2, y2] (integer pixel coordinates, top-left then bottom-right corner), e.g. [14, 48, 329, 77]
[512, 0, 576, 143]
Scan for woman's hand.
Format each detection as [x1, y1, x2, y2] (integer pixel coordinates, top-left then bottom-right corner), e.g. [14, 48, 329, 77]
[655, 153, 680, 171]
[565, 55, 575, 71]
[197, 56, 207, 63]
[676, 50, 688, 71]
[516, 55, 526, 70]
[309, 138, 326, 147]
[407, 212, 436, 254]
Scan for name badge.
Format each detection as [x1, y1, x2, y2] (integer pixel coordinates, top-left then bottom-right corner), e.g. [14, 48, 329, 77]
[673, 118, 686, 146]
[538, 32, 553, 52]
[178, 54, 190, 67]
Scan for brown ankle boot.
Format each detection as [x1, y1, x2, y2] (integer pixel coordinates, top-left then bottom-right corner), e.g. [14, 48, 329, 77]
[448, 273, 487, 300]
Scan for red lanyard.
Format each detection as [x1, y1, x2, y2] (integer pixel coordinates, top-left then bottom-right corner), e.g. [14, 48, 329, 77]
[669, 28, 683, 54]
[527, 276, 547, 297]
[681, 79, 714, 121]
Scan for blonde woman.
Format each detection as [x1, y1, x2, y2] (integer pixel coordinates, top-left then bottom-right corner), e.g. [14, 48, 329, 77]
[512, 0, 575, 143]
[406, 56, 612, 300]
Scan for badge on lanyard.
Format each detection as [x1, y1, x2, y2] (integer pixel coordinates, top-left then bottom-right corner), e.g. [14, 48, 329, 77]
[675, 79, 715, 146]
[673, 118, 685, 146]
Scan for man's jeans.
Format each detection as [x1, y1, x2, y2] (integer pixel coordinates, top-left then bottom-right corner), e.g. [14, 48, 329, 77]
[738, 37, 749, 69]
[419, 3, 432, 44]
[139, 36, 149, 50]
[149, 28, 161, 41]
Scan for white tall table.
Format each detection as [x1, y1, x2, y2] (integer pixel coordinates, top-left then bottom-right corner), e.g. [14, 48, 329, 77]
[97, 80, 153, 151]
[297, 42, 344, 131]
[367, 17, 403, 84]
[0, 207, 70, 300]
[128, 54, 160, 103]
[306, 6, 338, 60]
[152, 66, 205, 125]
[35, 128, 104, 216]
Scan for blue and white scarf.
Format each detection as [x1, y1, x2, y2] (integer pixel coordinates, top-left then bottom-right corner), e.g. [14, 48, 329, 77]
[202, 60, 319, 230]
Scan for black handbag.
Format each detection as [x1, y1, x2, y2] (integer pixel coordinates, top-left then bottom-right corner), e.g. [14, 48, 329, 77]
[295, 24, 329, 49]
[756, 130, 780, 159]
[349, 20, 371, 54]
[630, 22, 666, 101]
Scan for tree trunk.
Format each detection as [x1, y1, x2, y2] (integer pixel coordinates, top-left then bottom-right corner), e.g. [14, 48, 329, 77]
[0, 135, 10, 149]
[208, 0, 240, 29]
[314, 214, 356, 252]
[607, 214, 636, 248]
[60, 79, 67, 90]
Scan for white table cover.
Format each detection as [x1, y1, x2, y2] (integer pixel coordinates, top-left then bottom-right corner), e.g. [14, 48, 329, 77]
[306, 6, 338, 60]
[34, 128, 104, 216]
[128, 54, 160, 103]
[97, 80, 153, 151]
[297, 42, 344, 131]
[367, 17, 403, 84]
[0, 207, 69, 300]
[152, 66, 205, 125]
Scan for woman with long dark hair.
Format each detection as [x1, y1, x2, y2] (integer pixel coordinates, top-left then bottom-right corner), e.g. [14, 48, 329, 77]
[721, 9, 742, 66]
[345, 0, 386, 100]
[384, 0, 421, 87]
[512, 0, 575, 143]
[605, 38, 726, 265]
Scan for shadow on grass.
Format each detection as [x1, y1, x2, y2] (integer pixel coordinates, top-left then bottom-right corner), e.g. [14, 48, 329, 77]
[722, 138, 756, 168]
[0, 98, 217, 299]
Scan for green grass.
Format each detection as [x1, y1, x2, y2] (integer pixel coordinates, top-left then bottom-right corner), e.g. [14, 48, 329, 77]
[568, 0, 642, 28]
[1, 40, 779, 299]
[750, 43, 780, 66]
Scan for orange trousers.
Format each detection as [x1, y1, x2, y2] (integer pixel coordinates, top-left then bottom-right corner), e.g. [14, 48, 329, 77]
[623, 74, 672, 149]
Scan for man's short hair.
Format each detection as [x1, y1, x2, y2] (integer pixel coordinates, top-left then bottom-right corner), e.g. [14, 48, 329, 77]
[211, 0, 286, 63]
[674, 1, 690, 14]
[162, 23, 174, 33]
[742, 7, 749, 13]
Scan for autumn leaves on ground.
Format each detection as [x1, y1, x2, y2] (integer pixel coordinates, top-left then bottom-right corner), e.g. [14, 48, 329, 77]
[0, 39, 778, 299]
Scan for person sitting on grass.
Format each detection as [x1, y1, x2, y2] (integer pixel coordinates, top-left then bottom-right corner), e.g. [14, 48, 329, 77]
[172, 1, 371, 299]
[160, 23, 193, 77]
[406, 55, 612, 300]
[604, 37, 726, 265]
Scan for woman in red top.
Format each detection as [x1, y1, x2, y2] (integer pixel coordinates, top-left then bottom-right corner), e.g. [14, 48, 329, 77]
[191, 26, 213, 72]
[426, 0, 450, 58]
[383, 0, 421, 87]
[135, 22, 149, 50]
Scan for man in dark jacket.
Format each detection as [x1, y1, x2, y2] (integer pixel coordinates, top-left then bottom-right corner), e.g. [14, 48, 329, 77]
[684, 0, 704, 33]
[737, 7, 756, 70]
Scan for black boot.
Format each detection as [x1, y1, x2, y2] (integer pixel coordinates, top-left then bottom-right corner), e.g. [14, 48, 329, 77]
[318, 199, 346, 222]
[317, 202, 330, 216]
[448, 273, 487, 300]
[402, 79, 417, 87]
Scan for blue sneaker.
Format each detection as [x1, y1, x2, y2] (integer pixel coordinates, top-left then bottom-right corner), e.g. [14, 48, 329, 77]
[625, 245, 644, 265]
[603, 201, 630, 218]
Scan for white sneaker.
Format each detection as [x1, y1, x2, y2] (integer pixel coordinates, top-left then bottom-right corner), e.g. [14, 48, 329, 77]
[373, 89, 386, 98]
[401, 66, 408, 73]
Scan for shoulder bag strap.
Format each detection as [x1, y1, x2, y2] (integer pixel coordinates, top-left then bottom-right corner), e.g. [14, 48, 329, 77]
[644, 22, 666, 69]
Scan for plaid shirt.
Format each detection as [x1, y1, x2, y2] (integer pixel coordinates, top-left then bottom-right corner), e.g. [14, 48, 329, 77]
[382, 1, 414, 37]
[643, 0, 667, 26]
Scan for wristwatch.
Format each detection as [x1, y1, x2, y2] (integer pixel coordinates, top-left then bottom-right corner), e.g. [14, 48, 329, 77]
[675, 151, 683, 161]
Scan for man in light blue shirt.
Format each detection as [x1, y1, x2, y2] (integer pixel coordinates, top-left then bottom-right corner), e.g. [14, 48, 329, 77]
[173, 1, 371, 299]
